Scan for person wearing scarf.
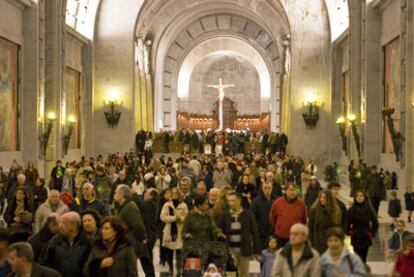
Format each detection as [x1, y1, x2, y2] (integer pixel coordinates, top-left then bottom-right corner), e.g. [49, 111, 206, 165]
[160, 188, 188, 274]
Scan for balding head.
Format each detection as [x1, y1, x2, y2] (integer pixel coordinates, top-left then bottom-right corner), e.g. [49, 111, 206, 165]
[60, 212, 81, 239]
[48, 190, 60, 205]
[82, 182, 95, 200]
[289, 223, 309, 246]
[45, 213, 61, 234]
[17, 174, 26, 185]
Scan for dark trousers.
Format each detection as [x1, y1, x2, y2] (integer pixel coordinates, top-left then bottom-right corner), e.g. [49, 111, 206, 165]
[370, 197, 381, 215]
[140, 256, 155, 277]
[165, 248, 181, 271]
[354, 245, 369, 263]
[276, 236, 289, 249]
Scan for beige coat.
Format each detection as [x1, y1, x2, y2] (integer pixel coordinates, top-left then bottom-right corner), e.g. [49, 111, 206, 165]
[160, 201, 188, 250]
[271, 243, 320, 277]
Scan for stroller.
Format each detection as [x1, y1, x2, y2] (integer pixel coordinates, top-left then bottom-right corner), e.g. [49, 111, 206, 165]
[180, 240, 236, 277]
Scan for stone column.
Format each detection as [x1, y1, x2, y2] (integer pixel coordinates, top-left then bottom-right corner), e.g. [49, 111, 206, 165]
[363, 3, 382, 166]
[44, 0, 65, 174]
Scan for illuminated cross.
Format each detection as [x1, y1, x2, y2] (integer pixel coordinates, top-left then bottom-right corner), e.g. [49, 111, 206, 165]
[207, 78, 235, 130]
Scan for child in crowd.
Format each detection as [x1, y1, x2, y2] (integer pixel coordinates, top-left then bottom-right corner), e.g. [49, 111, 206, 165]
[404, 186, 414, 223]
[389, 191, 402, 229]
[260, 236, 277, 277]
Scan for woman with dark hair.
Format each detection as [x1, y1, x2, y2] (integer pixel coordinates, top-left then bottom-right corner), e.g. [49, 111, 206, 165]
[32, 178, 47, 212]
[160, 187, 188, 274]
[4, 186, 34, 241]
[24, 161, 39, 186]
[236, 174, 256, 209]
[304, 176, 322, 211]
[81, 209, 102, 240]
[83, 216, 138, 277]
[308, 190, 342, 254]
[347, 190, 379, 263]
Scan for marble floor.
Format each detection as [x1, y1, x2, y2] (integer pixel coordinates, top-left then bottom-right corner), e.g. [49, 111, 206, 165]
[137, 181, 411, 276]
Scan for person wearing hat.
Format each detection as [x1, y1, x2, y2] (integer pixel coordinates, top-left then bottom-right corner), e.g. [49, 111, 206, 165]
[305, 176, 322, 211]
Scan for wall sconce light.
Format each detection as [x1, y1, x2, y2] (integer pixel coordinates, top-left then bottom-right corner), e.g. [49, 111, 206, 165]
[335, 116, 347, 153]
[40, 112, 57, 156]
[302, 91, 320, 129]
[382, 107, 404, 162]
[62, 115, 76, 155]
[347, 114, 361, 158]
[104, 88, 122, 128]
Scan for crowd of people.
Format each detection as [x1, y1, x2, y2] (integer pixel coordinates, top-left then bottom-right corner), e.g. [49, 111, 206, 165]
[0, 141, 413, 276]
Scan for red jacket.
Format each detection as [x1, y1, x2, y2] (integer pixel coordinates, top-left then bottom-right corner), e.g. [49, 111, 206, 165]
[269, 196, 307, 239]
[393, 250, 414, 277]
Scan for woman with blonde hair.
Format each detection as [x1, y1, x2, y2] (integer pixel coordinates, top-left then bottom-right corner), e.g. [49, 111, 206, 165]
[308, 189, 341, 254]
[212, 185, 234, 222]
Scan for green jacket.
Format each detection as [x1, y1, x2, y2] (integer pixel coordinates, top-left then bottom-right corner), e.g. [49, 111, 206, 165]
[182, 210, 221, 242]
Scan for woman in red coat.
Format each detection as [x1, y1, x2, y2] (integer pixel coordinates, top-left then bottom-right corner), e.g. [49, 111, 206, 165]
[393, 235, 414, 277]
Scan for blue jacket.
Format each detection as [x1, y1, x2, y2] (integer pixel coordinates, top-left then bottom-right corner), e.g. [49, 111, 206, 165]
[260, 249, 276, 277]
[320, 248, 367, 277]
[389, 231, 413, 251]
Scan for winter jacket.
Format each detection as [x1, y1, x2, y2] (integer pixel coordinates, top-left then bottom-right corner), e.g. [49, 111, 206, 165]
[320, 247, 367, 277]
[271, 242, 320, 277]
[347, 202, 379, 247]
[260, 249, 276, 277]
[116, 200, 149, 258]
[269, 196, 307, 239]
[212, 170, 232, 189]
[388, 198, 402, 218]
[32, 186, 48, 211]
[83, 238, 137, 277]
[7, 263, 61, 277]
[28, 225, 56, 262]
[34, 201, 69, 233]
[393, 250, 414, 277]
[4, 188, 35, 234]
[93, 175, 113, 203]
[235, 183, 256, 209]
[217, 209, 261, 256]
[305, 184, 322, 210]
[250, 193, 277, 247]
[404, 192, 414, 211]
[160, 201, 188, 250]
[72, 197, 110, 217]
[182, 209, 221, 242]
[40, 231, 91, 277]
[308, 206, 340, 254]
[389, 231, 413, 251]
[365, 173, 386, 199]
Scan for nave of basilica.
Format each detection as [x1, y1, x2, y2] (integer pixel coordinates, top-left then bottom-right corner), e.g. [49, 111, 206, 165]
[1, 0, 414, 276]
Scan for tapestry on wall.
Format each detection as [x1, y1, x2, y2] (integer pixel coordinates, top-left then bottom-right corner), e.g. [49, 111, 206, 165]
[65, 67, 80, 149]
[0, 37, 19, 152]
[383, 38, 400, 154]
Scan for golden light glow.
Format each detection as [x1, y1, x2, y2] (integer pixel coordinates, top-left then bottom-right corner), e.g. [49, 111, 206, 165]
[107, 87, 120, 103]
[47, 112, 57, 121]
[347, 114, 356, 122]
[68, 115, 77, 123]
[304, 90, 319, 105]
[336, 116, 345, 124]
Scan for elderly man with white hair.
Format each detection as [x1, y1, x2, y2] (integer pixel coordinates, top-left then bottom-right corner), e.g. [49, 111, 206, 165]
[271, 223, 320, 277]
[34, 190, 68, 233]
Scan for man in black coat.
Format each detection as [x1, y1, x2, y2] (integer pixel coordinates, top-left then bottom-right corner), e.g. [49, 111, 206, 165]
[27, 213, 60, 262]
[218, 192, 260, 277]
[364, 166, 386, 214]
[40, 212, 91, 277]
[70, 182, 110, 217]
[114, 185, 155, 277]
[135, 129, 147, 153]
[9, 242, 61, 277]
[250, 182, 278, 249]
